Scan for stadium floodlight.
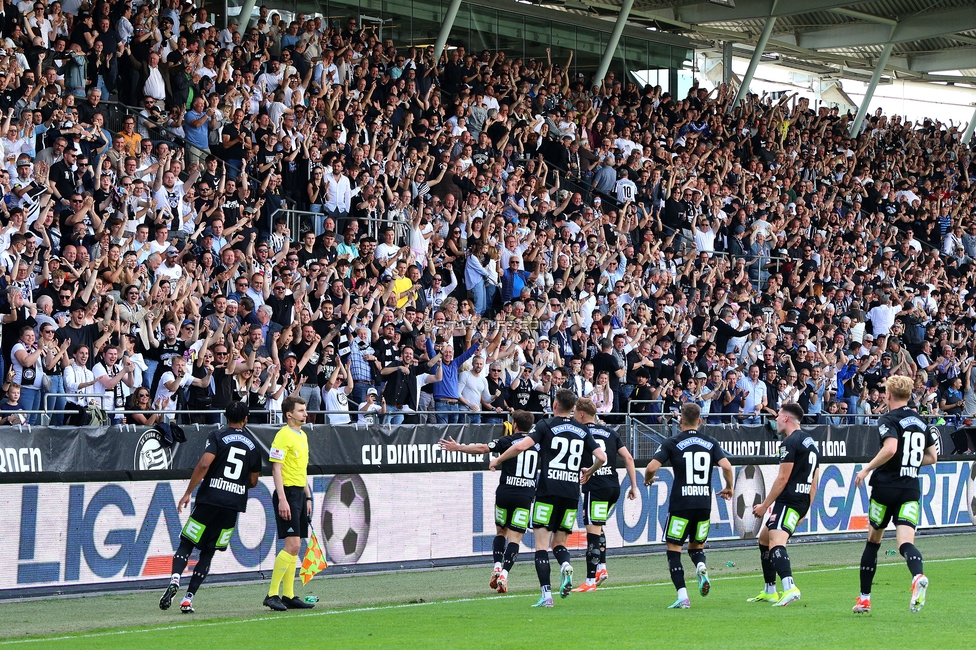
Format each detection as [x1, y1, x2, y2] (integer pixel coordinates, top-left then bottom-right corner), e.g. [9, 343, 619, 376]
[708, 0, 736, 7]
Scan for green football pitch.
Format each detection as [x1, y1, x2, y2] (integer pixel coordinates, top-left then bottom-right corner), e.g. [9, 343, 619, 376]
[2, 534, 975, 649]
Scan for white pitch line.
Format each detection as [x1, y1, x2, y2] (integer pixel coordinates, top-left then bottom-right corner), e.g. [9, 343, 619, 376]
[1, 555, 973, 646]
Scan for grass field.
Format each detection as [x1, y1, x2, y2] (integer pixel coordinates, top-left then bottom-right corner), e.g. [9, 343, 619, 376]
[1, 535, 975, 649]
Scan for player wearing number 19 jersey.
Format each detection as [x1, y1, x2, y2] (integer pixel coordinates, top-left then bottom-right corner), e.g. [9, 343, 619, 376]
[644, 403, 733, 609]
[159, 402, 262, 614]
[439, 410, 538, 594]
[749, 403, 819, 608]
[490, 390, 606, 608]
[853, 375, 938, 614]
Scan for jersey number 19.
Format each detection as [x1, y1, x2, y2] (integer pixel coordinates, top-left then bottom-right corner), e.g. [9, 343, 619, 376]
[683, 451, 709, 485]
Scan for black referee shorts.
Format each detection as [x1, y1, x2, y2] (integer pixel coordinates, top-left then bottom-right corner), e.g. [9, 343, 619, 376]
[273, 486, 309, 539]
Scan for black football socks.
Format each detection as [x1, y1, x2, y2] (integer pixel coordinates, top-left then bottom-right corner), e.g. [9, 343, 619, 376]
[586, 533, 601, 579]
[860, 541, 880, 595]
[503, 542, 520, 572]
[770, 545, 795, 591]
[492, 535, 505, 567]
[900, 543, 924, 577]
[759, 544, 776, 592]
[667, 550, 685, 590]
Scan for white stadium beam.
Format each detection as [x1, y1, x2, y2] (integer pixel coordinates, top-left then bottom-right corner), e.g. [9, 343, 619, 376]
[850, 42, 892, 135]
[908, 49, 976, 74]
[731, 15, 778, 109]
[594, 0, 636, 87]
[646, 0, 863, 25]
[799, 5, 976, 49]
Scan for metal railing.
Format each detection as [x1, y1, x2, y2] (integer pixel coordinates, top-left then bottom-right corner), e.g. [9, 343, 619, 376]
[270, 208, 410, 246]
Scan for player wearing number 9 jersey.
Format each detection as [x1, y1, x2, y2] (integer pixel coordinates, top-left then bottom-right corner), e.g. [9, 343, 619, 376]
[644, 403, 733, 609]
[489, 390, 607, 607]
[852, 375, 938, 614]
[748, 403, 819, 608]
[439, 410, 538, 595]
[160, 402, 262, 614]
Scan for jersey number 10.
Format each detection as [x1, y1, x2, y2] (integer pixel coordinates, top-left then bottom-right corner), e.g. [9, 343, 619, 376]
[514, 449, 539, 479]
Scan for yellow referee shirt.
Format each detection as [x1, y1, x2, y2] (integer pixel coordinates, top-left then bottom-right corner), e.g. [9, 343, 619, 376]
[269, 425, 309, 487]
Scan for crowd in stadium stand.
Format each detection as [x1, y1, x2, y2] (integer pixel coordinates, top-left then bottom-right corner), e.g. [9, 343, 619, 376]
[0, 0, 974, 439]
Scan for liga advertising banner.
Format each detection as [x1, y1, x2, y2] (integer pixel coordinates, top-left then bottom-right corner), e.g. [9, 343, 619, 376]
[3, 461, 974, 594]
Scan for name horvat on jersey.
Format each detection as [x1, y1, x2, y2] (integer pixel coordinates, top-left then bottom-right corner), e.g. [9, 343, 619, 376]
[208, 477, 247, 494]
[682, 485, 712, 497]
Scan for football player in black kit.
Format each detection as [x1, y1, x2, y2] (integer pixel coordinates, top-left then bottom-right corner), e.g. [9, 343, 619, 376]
[572, 398, 638, 592]
[852, 375, 938, 614]
[439, 410, 537, 594]
[644, 403, 733, 609]
[159, 402, 263, 613]
[490, 389, 607, 608]
[748, 402, 819, 608]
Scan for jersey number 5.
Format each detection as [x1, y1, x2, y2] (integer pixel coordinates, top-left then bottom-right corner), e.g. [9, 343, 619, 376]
[224, 447, 246, 481]
[551, 437, 584, 472]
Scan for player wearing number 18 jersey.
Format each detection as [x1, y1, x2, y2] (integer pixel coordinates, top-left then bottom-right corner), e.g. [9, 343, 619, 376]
[159, 402, 262, 614]
[573, 398, 638, 592]
[748, 403, 819, 608]
[644, 403, 733, 609]
[490, 390, 607, 607]
[439, 410, 538, 594]
[853, 375, 938, 614]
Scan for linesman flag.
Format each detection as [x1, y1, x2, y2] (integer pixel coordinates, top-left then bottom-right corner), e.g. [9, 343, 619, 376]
[300, 528, 329, 585]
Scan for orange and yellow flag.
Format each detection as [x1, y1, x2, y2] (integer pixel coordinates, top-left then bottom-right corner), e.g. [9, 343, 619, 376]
[300, 528, 328, 585]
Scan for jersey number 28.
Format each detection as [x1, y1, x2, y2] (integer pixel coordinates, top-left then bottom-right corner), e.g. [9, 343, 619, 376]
[551, 437, 584, 472]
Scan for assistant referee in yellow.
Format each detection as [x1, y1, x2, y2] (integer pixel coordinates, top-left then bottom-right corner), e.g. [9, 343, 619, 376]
[264, 395, 316, 611]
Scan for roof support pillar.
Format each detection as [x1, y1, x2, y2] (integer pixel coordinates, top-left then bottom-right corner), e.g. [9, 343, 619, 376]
[433, 0, 464, 67]
[722, 40, 733, 84]
[237, 0, 258, 30]
[850, 42, 893, 136]
[730, 15, 777, 110]
[962, 105, 976, 146]
[593, 0, 635, 88]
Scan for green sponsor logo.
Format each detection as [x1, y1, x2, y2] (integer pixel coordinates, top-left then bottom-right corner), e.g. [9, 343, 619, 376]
[533, 502, 553, 525]
[898, 501, 920, 526]
[182, 518, 205, 544]
[667, 516, 689, 540]
[511, 508, 530, 528]
[216, 527, 234, 549]
[560, 508, 576, 530]
[590, 501, 609, 522]
[695, 520, 710, 542]
[495, 506, 507, 527]
[782, 508, 800, 534]
[869, 499, 887, 526]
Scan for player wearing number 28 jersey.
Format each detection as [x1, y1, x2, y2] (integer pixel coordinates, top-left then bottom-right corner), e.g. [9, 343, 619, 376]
[853, 375, 938, 614]
[748, 403, 819, 608]
[439, 411, 538, 594]
[644, 403, 733, 609]
[160, 402, 262, 614]
[490, 390, 607, 607]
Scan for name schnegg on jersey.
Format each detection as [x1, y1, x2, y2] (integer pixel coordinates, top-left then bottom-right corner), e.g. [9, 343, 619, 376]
[546, 423, 587, 483]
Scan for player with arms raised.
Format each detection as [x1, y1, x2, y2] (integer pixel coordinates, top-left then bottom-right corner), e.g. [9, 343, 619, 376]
[490, 389, 607, 607]
[853, 375, 938, 613]
[748, 402, 819, 607]
[572, 397, 638, 592]
[160, 402, 262, 613]
[439, 410, 538, 594]
[644, 403, 733, 608]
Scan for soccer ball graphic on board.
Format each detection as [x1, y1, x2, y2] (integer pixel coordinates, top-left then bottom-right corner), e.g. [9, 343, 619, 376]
[321, 474, 371, 564]
[732, 465, 766, 539]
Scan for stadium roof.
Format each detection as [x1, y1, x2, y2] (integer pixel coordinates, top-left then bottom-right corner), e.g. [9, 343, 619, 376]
[544, 0, 976, 87]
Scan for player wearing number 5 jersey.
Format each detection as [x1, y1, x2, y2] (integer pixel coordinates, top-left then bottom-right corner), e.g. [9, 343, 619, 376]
[644, 403, 733, 609]
[748, 403, 819, 608]
[159, 402, 262, 614]
[439, 410, 538, 595]
[490, 390, 607, 608]
[852, 375, 938, 614]
[573, 398, 638, 593]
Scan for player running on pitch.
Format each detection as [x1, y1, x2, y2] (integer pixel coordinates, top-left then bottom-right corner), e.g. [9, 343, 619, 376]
[160, 402, 262, 613]
[644, 403, 733, 608]
[490, 389, 606, 608]
[572, 398, 638, 592]
[747, 402, 819, 607]
[852, 375, 938, 614]
[439, 410, 537, 594]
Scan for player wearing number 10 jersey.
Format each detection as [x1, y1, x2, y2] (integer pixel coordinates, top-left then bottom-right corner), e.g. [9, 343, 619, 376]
[159, 402, 262, 614]
[439, 410, 538, 595]
[490, 390, 607, 608]
[644, 403, 733, 609]
[748, 403, 819, 608]
[853, 375, 938, 614]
